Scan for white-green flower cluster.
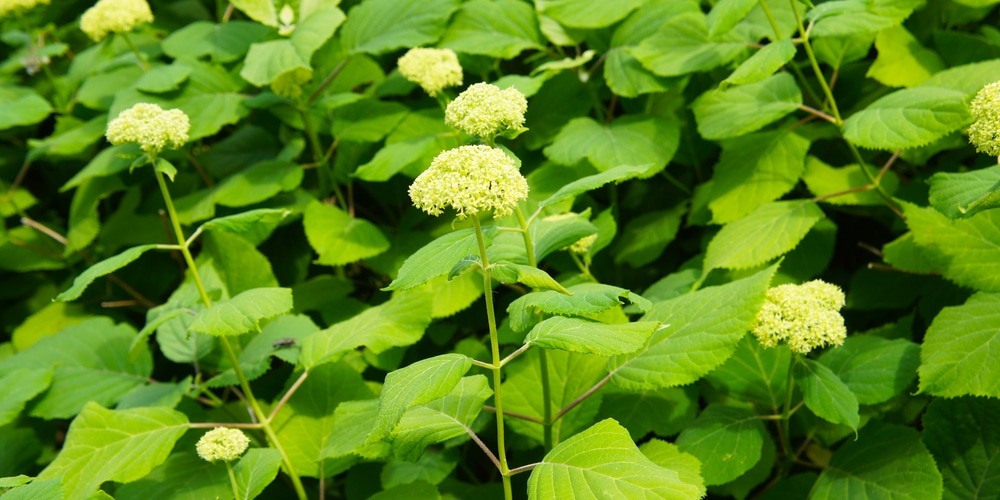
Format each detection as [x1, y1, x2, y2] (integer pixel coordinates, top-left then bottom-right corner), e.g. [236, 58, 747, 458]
[80, 0, 153, 42]
[445, 83, 527, 139]
[969, 81, 1000, 156]
[106, 103, 190, 154]
[409, 145, 529, 219]
[751, 280, 846, 354]
[0, 0, 49, 16]
[568, 233, 598, 254]
[397, 48, 463, 97]
[196, 427, 250, 463]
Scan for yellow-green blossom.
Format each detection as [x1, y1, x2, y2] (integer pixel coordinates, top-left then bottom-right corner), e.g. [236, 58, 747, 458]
[397, 47, 463, 97]
[195, 427, 250, 462]
[106, 103, 190, 154]
[751, 280, 846, 354]
[568, 233, 597, 254]
[0, 0, 49, 16]
[969, 81, 1000, 156]
[80, 0, 153, 42]
[409, 145, 529, 219]
[445, 83, 526, 139]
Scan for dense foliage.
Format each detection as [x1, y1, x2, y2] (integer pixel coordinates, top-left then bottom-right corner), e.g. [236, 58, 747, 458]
[2, 0, 999, 498]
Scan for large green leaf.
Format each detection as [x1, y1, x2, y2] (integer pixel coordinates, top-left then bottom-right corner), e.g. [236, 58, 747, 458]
[0, 87, 52, 130]
[438, 0, 543, 58]
[903, 202, 1000, 291]
[188, 287, 293, 337]
[819, 335, 919, 405]
[239, 8, 345, 87]
[692, 73, 802, 140]
[867, 25, 944, 88]
[388, 375, 493, 461]
[536, 0, 642, 28]
[612, 205, 685, 268]
[704, 336, 789, 410]
[507, 283, 652, 333]
[608, 265, 776, 391]
[922, 397, 1000, 500]
[808, 0, 926, 38]
[55, 244, 158, 302]
[0, 368, 52, 426]
[537, 164, 650, 210]
[205, 314, 319, 388]
[809, 422, 942, 499]
[303, 201, 390, 267]
[340, 0, 460, 54]
[527, 419, 704, 499]
[36, 403, 188, 500]
[630, 12, 745, 77]
[708, 130, 810, 224]
[639, 439, 706, 498]
[722, 39, 797, 88]
[802, 156, 900, 206]
[299, 290, 433, 369]
[199, 208, 291, 243]
[928, 165, 1000, 219]
[525, 317, 661, 357]
[597, 386, 698, 440]
[162, 21, 272, 63]
[705, 201, 825, 271]
[918, 292, 1000, 398]
[675, 404, 766, 485]
[604, 1, 694, 97]
[544, 115, 680, 175]
[115, 452, 228, 500]
[490, 261, 569, 293]
[793, 358, 860, 431]
[842, 87, 970, 151]
[213, 160, 302, 208]
[368, 353, 473, 443]
[233, 449, 282, 500]
[230, 0, 277, 26]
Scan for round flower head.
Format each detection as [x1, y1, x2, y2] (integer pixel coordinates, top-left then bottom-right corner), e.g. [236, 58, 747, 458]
[751, 280, 847, 354]
[969, 81, 1000, 156]
[80, 0, 154, 42]
[106, 103, 190, 154]
[398, 48, 463, 97]
[445, 83, 527, 139]
[409, 145, 529, 219]
[196, 427, 250, 462]
[0, 0, 50, 16]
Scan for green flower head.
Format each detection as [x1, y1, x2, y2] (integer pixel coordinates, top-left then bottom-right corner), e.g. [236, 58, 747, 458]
[106, 102, 190, 154]
[751, 280, 846, 354]
[409, 145, 529, 219]
[0, 0, 50, 16]
[397, 47, 463, 97]
[445, 83, 527, 139]
[196, 427, 250, 463]
[968, 81, 1000, 157]
[80, 0, 154, 42]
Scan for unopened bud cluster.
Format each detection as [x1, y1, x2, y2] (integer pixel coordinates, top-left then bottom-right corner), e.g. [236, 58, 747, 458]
[445, 83, 527, 139]
[196, 427, 250, 462]
[969, 81, 1000, 157]
[80, 0, 154, 42]
[409, 145, 529, 219]
[751, 280, 846, 354]
[398, 48, 463, 97]
[0, 0, 49, 16]
[106, 103, 190, 154]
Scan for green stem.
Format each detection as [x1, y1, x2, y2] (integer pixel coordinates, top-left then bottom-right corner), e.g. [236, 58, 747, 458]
[226, 461, 240, 500]
[119, 32, 150, 72]
[153, 167, 307, 500]
[471, 216, 512, 500]
[758, 0, 783, 40]
[780, 355, 796, 464]
[301, 108, 346, 208]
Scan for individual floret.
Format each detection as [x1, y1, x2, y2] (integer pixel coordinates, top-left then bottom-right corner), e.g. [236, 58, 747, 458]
[397, 48, 463, 97]
[0, 0, 49, 16]
[751, 280, 846, 354]
[106, 103, 190, 154]
[445, 83, 527, 139]
[80, 0, 154, 42]
[195, 427, 250, 463]
[969, 81, 1000, 157]
[409, 145, 529, 219]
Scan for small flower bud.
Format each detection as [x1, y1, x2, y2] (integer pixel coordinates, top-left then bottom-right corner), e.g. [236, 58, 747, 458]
[106, 103, 190, 154]
[0, 0, 50, 16]
[445, 83, 527, 139]
[397, 48, 463, 97]
[968, 81, 1000, 157]
[80, 0, 154, 42]
[196, 427, 250, 462]
[278, 4, 296, 36]
[409, 145, 529, 219]
[751, 280, 846, 354]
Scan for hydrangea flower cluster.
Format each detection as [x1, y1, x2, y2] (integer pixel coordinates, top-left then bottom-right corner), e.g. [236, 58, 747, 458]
[196, 427, 250, 463]
[445, 83, 527, 139]
[397, 48, 463, 97]
[106, 103, 190, 154]
[0, 0, 49, 16]
[80, 0, 153, 42]
[751, 280, 846, 354]
[409, 145, 529, 219]
[968, 81, 1000, 157]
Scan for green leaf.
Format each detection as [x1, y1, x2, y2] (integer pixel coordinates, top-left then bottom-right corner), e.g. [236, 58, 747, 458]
[213, 160, 302, 207]
[608, 265, 776, 391]
[882, 233, 935, 274]
[381, 449, 457, 489]
[604, 1, 695, 97]
[205, 314, 319, 387]
[597, 386, 698, 440]
[692, 73, 802, 140]
[386, 227, 497, 291]
[36, 403, 188, 500]
[11, 297, 93, 351]
[0, 87, 52, 130]
[162, 21, 272, 63]
[809, 0, 926, 38]
[527, 418, 704, 499]
[536, 0, 642, 28]
[491, 261, 569, 294]
[810, 422, 942, 499]
[639, 439, 706, 498]
[507, 283, 652, 333]
[524, 317, 660, 356]
[676, 404, 765, 485]
[793, 358, 860, 431]
[115, 452, 228, 500]
[903, 202, 1000, 291]
[321, 399, 389, 460]
[240, 8, 346, 86]
[369, 481, 440, 500]
[802, 156, 900, 205]
[708, 130, 810, 224]
[0, 368, 52, 426]
[630, 12, 745, 77]
[136, 64, 192, 93]
[188, 287, 293, 337]
[538, 164, 650, 210]
[612, 205, 685, 268]
[232, 448, 282, 499]
[529, 212, 600, 262]
[842, 86, 970, 150]
[867, 25, 945, 88]
[230, 0, 277, 26]
[722, 39, 797, 88]
[918, 292, 1000, 397]
[1, 479, 63, 500]
[199, 208, 291, 242]
[705, 201, 824, 271]
[28, 116, 107, 160]
[438, 0, 544, 58]
[340, 0, 460, 55]
[304, 201, 390, 267]
[368, 353, 473, 443]
[388, 375, 493, 461]
[928, 165, 1000, 219]
[704, 336, 790, 409]
[707, 0, 759, 37]
[300, 290, 433, 368]
[919, 59, 1000, 97]
[819, 335, 919, 405]
[544, 115, 680, 175]
[0, 475, 33, 489]
[332, 99, 408, 143]
[922, 397, 1000, 500]
[353, 136, 439, 181]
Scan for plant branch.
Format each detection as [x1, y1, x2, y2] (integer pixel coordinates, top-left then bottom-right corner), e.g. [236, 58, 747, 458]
[308, 58, 349, 105]
[499, 343, 531, 368]
[482, 405, 545, 424]
[553, 372, 612, 421]
[508, 463, 539, 476]
[797, 103, 837, 124]
[466, 428, 502, 471]
[266, 370, 309, 423]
